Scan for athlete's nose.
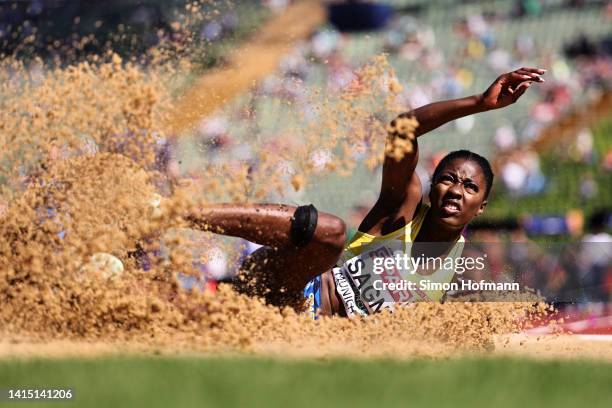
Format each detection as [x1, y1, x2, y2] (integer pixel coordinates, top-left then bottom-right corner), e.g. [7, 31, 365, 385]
[446, 181, 463, 198]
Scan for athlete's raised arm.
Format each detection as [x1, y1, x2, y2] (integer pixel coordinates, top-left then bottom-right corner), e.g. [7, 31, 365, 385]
[360, 67, 545, 234]
[380, 68, 545, 207]
[412, 67, 545, 137]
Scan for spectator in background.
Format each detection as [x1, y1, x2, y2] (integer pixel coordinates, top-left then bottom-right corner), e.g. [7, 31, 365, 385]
[494, 123, 517, 151]
[514, 34, 535, 61]
[580, 210, 612, 302]
[515, 0, 542, 18]
[488, 47, 512, 71]
[603, 149, 612, 172]
[572, 127, 595, 164]
[501, 157, 528, 196]
[327, 52, 355, 92]
[263, 0, 290, 14]
[500, 148, 546, 197]
[310, 29, 342, 62]
[579, 171, 598, 202]
[197, 116, 233, 164]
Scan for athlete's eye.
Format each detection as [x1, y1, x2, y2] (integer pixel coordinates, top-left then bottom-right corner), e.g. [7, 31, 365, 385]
[439, 174, 454, 183]
[465, 183, 479, 193]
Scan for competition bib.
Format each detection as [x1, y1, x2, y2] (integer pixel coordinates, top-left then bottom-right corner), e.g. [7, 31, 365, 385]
[333, 240, 435, 317]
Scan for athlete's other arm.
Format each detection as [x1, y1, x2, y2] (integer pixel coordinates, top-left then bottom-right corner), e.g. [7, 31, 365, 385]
[360, 67, 546, 232]
[411, 67, 545, 137]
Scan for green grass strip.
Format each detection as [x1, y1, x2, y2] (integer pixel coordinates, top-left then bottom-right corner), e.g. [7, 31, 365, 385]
[0, 356, 610, 407]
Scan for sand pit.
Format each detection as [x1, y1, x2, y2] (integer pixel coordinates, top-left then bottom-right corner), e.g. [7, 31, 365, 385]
[492, 334, 612, 362]
[2, 333, 612, 362]
[0, 1, 609, 366]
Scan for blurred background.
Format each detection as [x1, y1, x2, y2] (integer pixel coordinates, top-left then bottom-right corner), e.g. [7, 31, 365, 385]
[0, 0, 610, 311]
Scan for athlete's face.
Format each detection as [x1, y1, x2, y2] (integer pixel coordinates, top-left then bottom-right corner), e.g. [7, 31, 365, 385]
[429, 158, 488, 229]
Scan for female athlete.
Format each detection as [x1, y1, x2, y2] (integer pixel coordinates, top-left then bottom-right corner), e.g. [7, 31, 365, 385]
[187, 67, 546, 317]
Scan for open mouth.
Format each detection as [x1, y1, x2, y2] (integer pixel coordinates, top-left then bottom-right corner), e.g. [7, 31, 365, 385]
[441, 200, 461, 215]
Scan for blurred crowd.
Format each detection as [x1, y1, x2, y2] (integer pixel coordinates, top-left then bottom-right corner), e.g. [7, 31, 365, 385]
[466, 209, 612, 304]
[194, 0, 612, 198]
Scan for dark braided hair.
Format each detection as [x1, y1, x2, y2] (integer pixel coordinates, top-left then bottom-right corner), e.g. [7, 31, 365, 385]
[432, 150, 494, 198]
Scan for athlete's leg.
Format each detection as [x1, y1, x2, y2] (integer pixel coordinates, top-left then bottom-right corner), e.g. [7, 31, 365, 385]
[187, 204, 346, 307]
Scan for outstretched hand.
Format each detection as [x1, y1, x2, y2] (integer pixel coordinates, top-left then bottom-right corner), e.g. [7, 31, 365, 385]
[479, 67, 546, 110]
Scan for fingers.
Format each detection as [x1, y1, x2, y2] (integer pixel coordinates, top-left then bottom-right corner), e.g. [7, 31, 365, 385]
[508, 72, 535, 84]
[518, 67, 546, 75]
[512, 81, 532, 101]
[499, 67, 545, 90]
[516, 67, 546, 82]
[512, 67, 546, 82]
[485, 67, 545, 108]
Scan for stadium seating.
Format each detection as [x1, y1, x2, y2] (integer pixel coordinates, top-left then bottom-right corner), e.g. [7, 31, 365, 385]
[189, 0, 611, 223]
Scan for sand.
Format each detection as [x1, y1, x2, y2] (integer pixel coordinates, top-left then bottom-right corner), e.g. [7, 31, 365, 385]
[1, 334, 611, 362]
[0, 0, 609, 364]
[491, 334, 612, 362]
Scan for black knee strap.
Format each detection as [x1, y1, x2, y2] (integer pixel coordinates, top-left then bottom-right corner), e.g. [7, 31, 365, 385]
[290, 204, 318, 247]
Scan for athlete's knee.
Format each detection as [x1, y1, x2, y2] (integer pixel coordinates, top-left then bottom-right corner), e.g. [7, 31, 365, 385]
[290, 204, 346, 254]
[317, 214, 347, 255]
